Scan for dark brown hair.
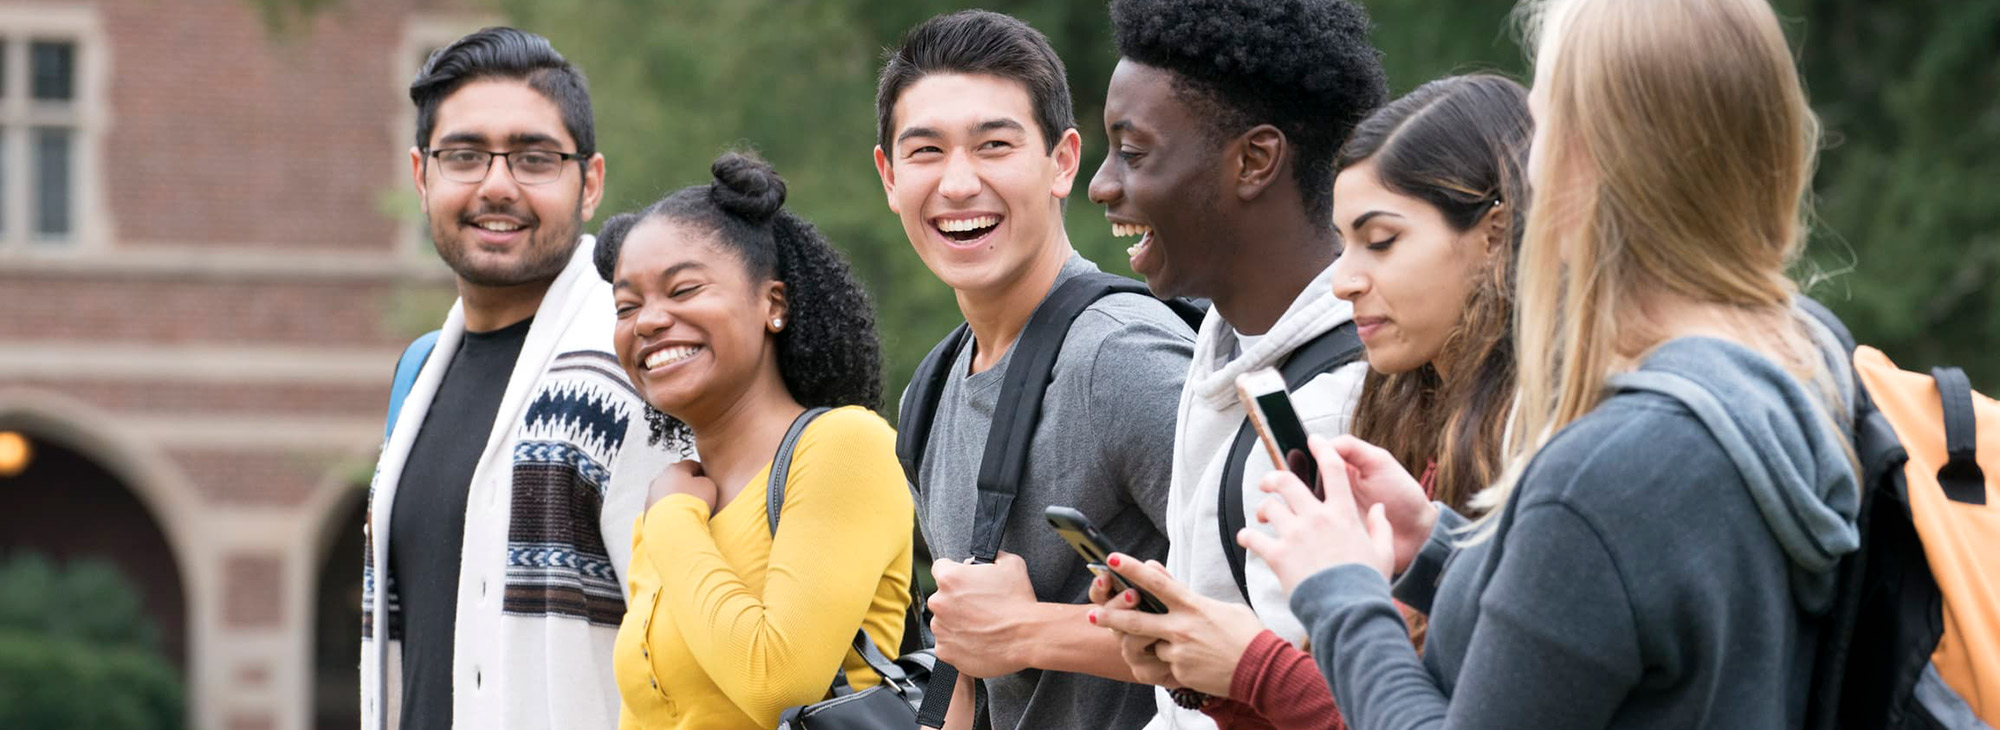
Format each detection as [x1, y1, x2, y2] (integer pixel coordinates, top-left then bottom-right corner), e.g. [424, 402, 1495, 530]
[1341, 74, 1530, 512]
[874, 10, 1075, 153]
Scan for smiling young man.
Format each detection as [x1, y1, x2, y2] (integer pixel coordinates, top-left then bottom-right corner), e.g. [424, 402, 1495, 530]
[359, 27, 678, 730]
[872, 10, 1195, 730]
[1086, 0, 1387, 728]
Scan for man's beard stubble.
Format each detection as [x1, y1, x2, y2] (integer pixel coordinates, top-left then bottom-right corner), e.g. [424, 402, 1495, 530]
[429, 197, 584, 288]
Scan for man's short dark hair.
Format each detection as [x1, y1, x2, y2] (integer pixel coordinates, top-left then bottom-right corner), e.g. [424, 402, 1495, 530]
[1110, 0, 1388, 222]
[410, 27, 596, 157]
[875, 10, 1076, 154]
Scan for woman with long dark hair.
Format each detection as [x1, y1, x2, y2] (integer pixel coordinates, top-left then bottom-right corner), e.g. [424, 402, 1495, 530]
[1089, 74, 1532, 730]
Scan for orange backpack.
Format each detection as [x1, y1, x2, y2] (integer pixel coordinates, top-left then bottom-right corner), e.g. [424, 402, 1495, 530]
[1805, 300, 2000, 729]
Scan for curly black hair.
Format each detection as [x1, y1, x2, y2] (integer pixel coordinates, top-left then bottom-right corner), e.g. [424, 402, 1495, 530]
[593, 152, 886, 450]
[1109, 0, 1389, 224]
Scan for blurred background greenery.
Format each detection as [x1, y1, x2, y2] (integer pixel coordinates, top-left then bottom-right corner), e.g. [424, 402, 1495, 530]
[254, 0, 2000, 398]
[470, 0, 1997, 399]
[0, 553, 183, 730]
[6, 2, 1988, 726]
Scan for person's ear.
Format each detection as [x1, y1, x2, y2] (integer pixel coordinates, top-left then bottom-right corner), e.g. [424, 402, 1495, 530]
[1234, 125, 1286, 201]
[580, 154, 607, 222]
[764, 281, 789, 334]
[873, 145, 900, 215]
[1482, 201, 1511, 255]
[1049, 127, 1084, 199]
[409, 147, 430, 215]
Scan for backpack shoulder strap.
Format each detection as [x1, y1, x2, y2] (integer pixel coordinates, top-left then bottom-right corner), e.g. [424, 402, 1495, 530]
[1931, 367, 1986, 505]
[763, 407, 833, 536]
[1163, 297, 1209, 333]
[968, 272, 1149, 561]
[896, 324, 971, 493]
[384, 330, 442, 441]
[917, 273, 1148, 728]
[1218, 323, 1365, 602]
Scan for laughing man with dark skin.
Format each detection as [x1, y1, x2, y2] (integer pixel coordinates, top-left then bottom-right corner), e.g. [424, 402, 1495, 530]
[1085, 1, 1388, 728]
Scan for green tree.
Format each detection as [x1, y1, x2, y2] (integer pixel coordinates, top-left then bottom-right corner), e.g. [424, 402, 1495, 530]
[1786, 0, 2000, 389]
[0, 553, 184, 730]
[249, 0, 1998, 391]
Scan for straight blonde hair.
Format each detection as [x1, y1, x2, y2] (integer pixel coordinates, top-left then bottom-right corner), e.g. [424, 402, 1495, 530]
[1473, 0, 1828, 519]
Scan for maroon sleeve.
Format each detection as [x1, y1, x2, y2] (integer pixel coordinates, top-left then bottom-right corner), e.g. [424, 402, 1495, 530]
[1212, 629, 1346, 730]
[1200, 696, 1270, 730]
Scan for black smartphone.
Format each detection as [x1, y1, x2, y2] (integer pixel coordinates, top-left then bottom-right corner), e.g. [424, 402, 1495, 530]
[1235, 368, 1321, 498]
[1043, 505, 1169, 613]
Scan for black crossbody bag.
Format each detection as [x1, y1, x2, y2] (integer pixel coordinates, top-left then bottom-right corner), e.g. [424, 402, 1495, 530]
[770, 408, 936, 730]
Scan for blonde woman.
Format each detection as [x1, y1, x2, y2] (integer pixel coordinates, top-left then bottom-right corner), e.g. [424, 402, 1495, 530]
[1241, 0, 1861, 727]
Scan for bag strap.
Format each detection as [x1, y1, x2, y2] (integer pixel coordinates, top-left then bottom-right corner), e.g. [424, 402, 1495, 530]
[765, 407, 832, 535]
[1217, 323, 1365, 603]
[1931, 367, 1986, 505]
[971, 272, 1151, 560]
[897, 324, 971, 492]
[383, 330, 442, 440]
[916, 271, 1160, 729]
[763, 407, 909, 699]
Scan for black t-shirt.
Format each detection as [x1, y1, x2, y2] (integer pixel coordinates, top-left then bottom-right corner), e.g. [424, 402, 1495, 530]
[389, 317, 532, 730]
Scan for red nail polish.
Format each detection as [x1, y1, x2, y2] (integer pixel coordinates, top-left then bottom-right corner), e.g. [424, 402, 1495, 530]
[1108, 554, 1122, 568]
[1124, 591, 1137, 605]
[1087, 610, 1098, 624]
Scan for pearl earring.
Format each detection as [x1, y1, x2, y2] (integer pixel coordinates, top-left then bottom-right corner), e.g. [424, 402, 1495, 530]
[772, 318, 784, 330]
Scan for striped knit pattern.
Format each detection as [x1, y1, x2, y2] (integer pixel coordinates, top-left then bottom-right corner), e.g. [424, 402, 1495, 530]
[361, 351, 640, 639]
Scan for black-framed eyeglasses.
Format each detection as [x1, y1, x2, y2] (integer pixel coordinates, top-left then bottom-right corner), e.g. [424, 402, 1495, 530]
[424, 148, 588, 185]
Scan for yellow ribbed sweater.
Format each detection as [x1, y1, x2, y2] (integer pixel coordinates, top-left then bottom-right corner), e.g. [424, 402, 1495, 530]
[613, 406, 914, 729]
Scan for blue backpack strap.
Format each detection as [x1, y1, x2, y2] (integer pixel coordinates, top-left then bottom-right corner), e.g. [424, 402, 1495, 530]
[384, 330, 442, 440]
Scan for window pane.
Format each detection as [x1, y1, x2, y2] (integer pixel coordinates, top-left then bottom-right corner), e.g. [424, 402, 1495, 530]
[35, 127, 71, 240]
[32, 42, 74, 102]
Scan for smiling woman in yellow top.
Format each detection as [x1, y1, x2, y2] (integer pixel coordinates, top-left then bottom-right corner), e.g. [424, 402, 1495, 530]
[596, 153, 912, 729]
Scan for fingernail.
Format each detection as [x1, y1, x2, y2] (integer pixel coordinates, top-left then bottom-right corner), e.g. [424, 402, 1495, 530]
[1124, 590, 1137, 605]
[1087, 610, 1098, 624]
[1107, 554, 1122, 568]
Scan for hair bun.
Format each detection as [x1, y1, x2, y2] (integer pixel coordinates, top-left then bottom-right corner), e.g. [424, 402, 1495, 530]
[709, 152, 787, 223]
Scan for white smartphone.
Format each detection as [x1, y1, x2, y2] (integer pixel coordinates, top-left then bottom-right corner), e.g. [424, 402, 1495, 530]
[1235, 368, 1321, 498]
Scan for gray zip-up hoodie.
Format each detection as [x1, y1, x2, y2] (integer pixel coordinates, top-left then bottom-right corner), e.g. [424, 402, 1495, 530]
[1290, 332, 1860, 729]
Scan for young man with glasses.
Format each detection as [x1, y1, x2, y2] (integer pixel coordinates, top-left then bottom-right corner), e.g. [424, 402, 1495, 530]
[359, 27, 679, 730]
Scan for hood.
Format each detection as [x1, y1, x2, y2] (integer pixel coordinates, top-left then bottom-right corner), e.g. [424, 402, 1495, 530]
[1605, 313, 1860, 611]
[1188, 264, 1354, 408]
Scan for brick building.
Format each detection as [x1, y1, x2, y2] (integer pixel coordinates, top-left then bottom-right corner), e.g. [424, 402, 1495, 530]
[0, 1, 487, 728]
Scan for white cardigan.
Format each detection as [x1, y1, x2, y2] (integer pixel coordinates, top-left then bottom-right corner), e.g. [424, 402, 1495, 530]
[360, 236, 684, 730]
[1149, 265, 1368, 730]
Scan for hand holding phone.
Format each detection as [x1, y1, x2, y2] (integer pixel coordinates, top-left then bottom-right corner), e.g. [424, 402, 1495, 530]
[1043, 505, 1168, 613]
[1235, 368, 1321, 498]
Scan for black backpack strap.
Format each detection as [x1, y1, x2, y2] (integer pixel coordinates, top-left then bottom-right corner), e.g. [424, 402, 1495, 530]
[1932, 367, 1986, 505]
[918, 271, 1156, 728]
[898, 324, 972, 492]
[1217, 323, 1365, 603]
[1163, 297, 1209, 333]
[968, 272, 1152, 561]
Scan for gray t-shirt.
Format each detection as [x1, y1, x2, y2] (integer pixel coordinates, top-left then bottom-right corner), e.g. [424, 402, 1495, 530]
[906, 256, 1193, 730]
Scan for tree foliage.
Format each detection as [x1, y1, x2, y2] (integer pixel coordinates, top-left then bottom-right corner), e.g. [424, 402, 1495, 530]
[245, 0, 1999, 392]
[0, 553, 184, 730]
